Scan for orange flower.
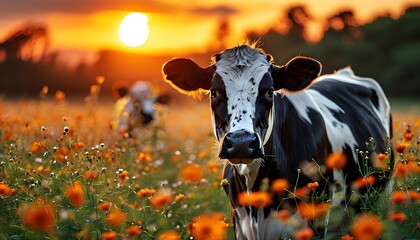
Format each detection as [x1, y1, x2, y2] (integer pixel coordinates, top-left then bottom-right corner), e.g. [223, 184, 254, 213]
[292, 186, 311, 199]
[278, 209, 291, 222]
[102, 231, 117, 240]
[391, 191, 408, 204]
[271, 178, 290, 194]
[395, 143, 406, 153]
[175, 193, 185, 202]
[238, 191, 272, 208]
[180, 164, 204, 184]
[0, 183, 13, 196]
[150, 188, 173, 209]
[98, 201, 111, 212]
[207, 160, 219, 173]
[326, 152, 347, 169]
[66, 182, 85, 207]
[394, 161, 419, 178]
[126, 225, 142, 238]
[55, 146, 71, 162]
[71, 141, 86, 151]
[295, 228, 313, 240]
[21, 198, 55, 233]
[190, 213, 227, 240]
[83, 170, 98, 181]
[341, 234, 354, 240]
[29, 141, 46, 154]
[351, 175, 376, 190]
[119, 170, 129, 181]
[351, 214, 383, 240]
[408, 190, 420, 201]
[137, 152, 152, 163]
[54, 90, 66, 102]
[389, 211, 407, 223]
[137, 188, 155, 198]
[307, 182, 319, 189]
[106, 207, 127, 228]
[377, 153, 387, 161]
[297, 202, 331, 220]
[157, 230, 180, 240]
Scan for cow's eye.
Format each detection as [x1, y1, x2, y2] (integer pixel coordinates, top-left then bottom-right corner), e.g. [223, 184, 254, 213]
[210, 89, 217, 98]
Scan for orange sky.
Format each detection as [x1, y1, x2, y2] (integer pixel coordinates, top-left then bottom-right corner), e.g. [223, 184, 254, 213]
[1, 0, 419, 64]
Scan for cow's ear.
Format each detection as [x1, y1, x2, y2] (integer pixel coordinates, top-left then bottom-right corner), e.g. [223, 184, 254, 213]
[271, 56, 322, 91]
[162, 58, 214, 96]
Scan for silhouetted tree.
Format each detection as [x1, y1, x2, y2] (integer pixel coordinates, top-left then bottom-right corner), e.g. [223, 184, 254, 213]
[0, 23, 48, 62]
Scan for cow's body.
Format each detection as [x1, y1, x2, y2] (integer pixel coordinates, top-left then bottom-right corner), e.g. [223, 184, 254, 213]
[162, 44, 392, 239]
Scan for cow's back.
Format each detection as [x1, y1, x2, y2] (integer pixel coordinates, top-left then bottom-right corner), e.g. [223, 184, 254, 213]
[308, 67, 393, 201]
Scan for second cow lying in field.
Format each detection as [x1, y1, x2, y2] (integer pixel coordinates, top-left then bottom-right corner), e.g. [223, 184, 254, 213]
[162, 43, 393, 239]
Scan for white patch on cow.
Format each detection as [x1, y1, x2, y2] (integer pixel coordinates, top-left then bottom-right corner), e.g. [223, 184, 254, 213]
[235, 207, 293, 240]
[214, 48, 271, 135]
[316, 67, 391, 136]
[234, 163, 261, 193]
[282, 90, 318, 124]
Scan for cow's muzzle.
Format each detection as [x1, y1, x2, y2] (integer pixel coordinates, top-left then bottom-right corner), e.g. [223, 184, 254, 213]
[219, 129, 264, 164]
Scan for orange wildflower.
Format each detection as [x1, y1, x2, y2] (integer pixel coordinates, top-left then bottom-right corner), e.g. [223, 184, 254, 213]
[54, 90, 66, 102]
[238, 191, 272, 208]
[83, 170, 98, 181]
[391, 190, 408, 204]
[351, 214, 383, 240]
[119, 170, 129, 181]
[21, 198, 55, 233]
[292, 186, 311, 198]
[150, 188, 173, 209]
[295, 228, 314, 240]
[157, 230, 180, 240]
[55, 146, 71, 162]
[175, 193, 185, 202]
[66, 181, 85, 207]
[389, 211, 407, 223]
[207, 160, 219, 173]
[126, 225, 142, 238]
[377, 153, 387, 161]
[341, 234, 354, 240]
[408, 190, 420, 201]
[0, 183, 13, 196]
[71, 141, 86, 151]
[297, 202, 331, 220]
[190, 213, 227, 240]
[403, 126, 413, 142]
[102, 231, 117, 240]
[106, 207, 127, 228]
[307, 181, 319, 189]
[29, 141, 46, 155]
[351, 175, 376, 190]
[137, 188, 155, 198]
[98, 201, 111, 212]
[278, 209, 291, 222]
[271, 178, 290, 194]
[137, 152, 152, 163]
[180, 164, 204, 184]
[326, 152, 347, 169]
[395, 143, 406, 153]
[394, 161, 419, 178]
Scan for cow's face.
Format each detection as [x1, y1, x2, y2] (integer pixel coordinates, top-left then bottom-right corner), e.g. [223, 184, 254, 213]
[162, 44, 321, 165]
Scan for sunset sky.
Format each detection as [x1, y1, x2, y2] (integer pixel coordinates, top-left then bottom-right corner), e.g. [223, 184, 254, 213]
[1, 0, 419, 64]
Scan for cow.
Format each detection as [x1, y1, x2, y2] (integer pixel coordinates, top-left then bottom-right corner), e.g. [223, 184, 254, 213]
[112, 81, 168, 136]
[162, 43, 393, 239]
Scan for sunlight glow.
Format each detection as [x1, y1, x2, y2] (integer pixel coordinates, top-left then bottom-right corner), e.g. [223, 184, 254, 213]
[118, 12, 149, 47]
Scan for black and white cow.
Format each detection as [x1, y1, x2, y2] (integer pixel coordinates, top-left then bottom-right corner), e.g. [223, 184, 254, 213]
[112, 81, 168, 136]
[162, 44, 392, 239]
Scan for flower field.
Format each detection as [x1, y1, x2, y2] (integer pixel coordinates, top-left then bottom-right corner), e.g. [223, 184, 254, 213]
[0, 94, 419, 240]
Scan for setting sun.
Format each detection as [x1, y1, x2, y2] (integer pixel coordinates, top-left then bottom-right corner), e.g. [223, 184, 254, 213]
[118, 12, 149, 47]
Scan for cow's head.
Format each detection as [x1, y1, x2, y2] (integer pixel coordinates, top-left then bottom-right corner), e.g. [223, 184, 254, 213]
[162, 44, 321, 165]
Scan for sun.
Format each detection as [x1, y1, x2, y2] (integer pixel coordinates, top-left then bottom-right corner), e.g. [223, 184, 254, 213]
[119, 12, 149, 47]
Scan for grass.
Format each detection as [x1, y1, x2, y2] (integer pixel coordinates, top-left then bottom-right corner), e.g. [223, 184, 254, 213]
[0, 90, 419, 239]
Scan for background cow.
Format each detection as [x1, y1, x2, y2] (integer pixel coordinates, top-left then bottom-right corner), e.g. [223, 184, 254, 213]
[162, 43, 392, 239]
[112, 81, 168, 136]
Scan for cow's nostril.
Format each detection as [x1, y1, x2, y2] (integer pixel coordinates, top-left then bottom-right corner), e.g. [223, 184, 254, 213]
[223, 136, 234, 149]
[248, 136, 259, 150]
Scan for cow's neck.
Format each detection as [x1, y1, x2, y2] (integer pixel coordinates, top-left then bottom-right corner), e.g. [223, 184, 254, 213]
[233, 163, 261, 193]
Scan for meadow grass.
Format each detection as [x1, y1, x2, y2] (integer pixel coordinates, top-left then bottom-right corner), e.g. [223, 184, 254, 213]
[0, 94, 418, 240]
